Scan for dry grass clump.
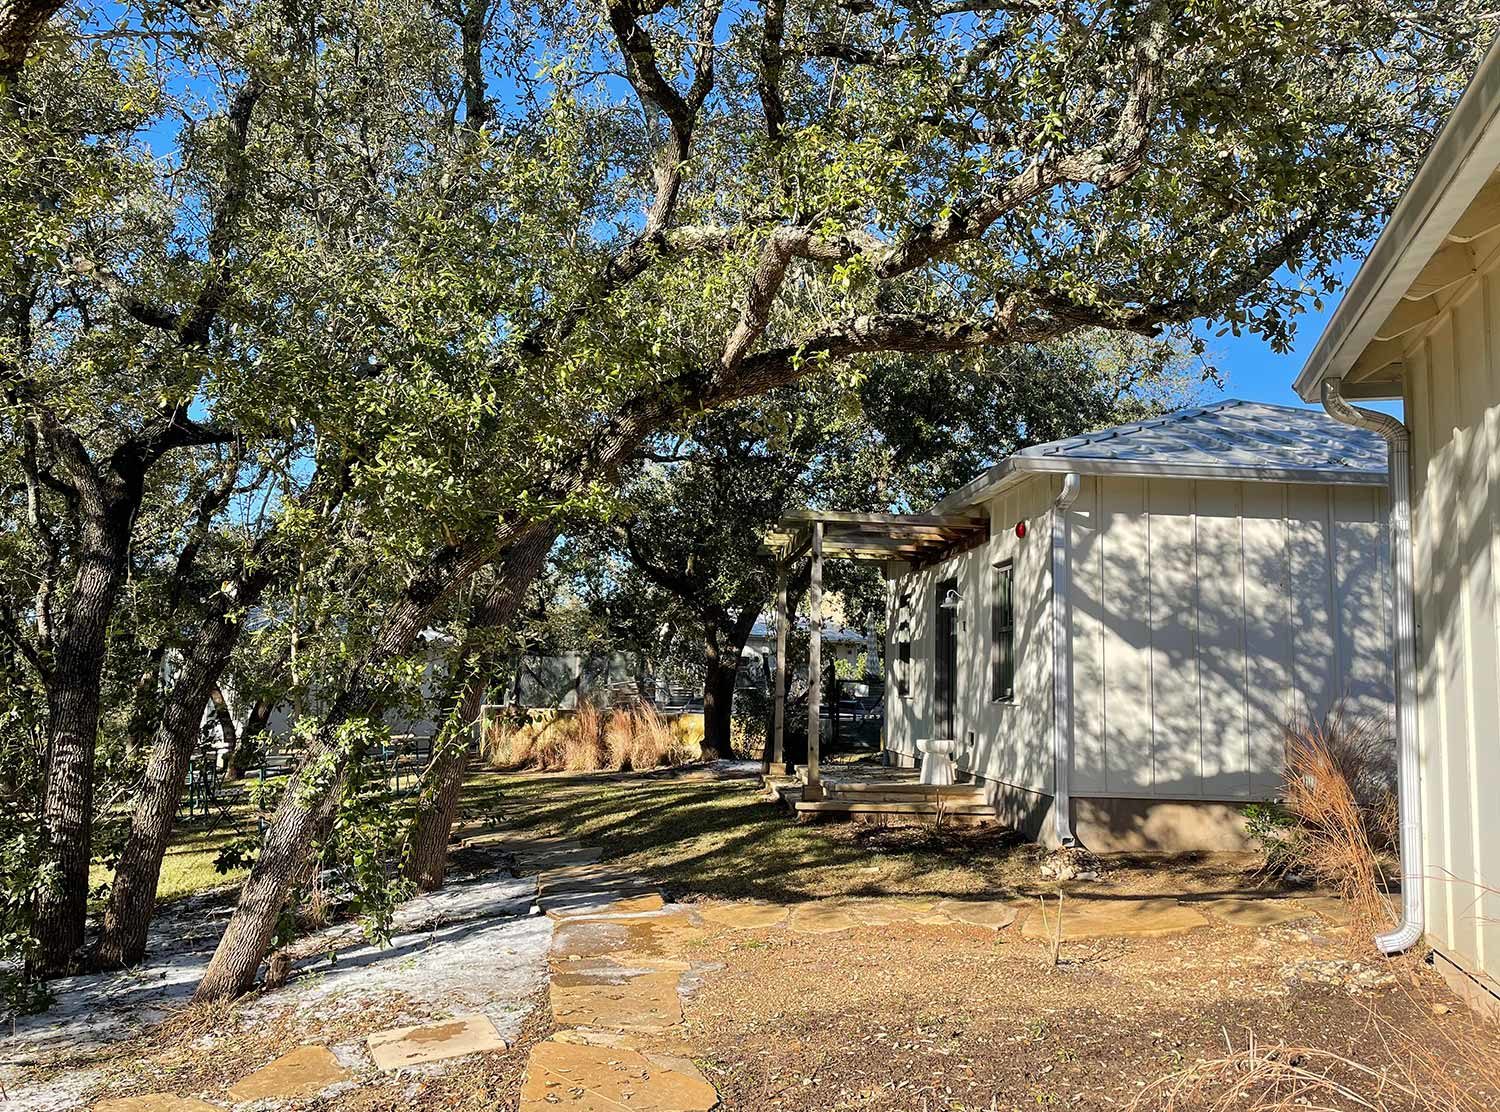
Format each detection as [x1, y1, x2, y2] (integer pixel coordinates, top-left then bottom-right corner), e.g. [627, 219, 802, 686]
[1257, 716, 1399, 936]
[627, 702, 682, 770]
[565, 701, 605, 771]
[1133, 1001, 1500, 1112]
[605, 708, 635, 769]
[484, 702, 698, 773]
[1129, 1030, 1428, 1112]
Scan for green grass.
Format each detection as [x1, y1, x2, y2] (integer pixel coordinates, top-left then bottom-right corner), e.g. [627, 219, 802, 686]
[103, 764, 1041, 913]
[455, 768, 1037, 902]
[89, 795, 259, 909]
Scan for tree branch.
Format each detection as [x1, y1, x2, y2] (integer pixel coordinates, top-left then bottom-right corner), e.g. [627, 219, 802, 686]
[874, 1, 1173, 278]
[758, 0, 788, 140]
[0, 0, 64, 85]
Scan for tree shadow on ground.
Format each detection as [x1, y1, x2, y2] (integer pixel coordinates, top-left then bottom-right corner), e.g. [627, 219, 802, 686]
[461, 769, 1279, 906]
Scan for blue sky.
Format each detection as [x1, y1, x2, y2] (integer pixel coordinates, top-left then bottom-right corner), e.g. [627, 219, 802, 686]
[1196, 256, 1401, 415]
[1198, 304, 1336, 410]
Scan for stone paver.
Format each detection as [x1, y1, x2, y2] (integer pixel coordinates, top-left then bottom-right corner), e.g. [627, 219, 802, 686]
[551, 914, 701, 968]
[1198, 897, 1317, 928]
[787, 901, 860, 934]
[518, 1039, 718, 1111]
[521, 846, 604, 869]
[552, 918, 642, 961]
[93, 1097, 219, 1112]
[1298, 895, 1355, 924]
[1020, 897, 1208, 941]
[226, 1045, 349, 1102]
[539, 863, 667, 920]
[550, 967, 685, 1031]
[844, 899, 930, 927]
[366, 1013, 507, 1072]
[699, 901, 789, 930]
[467, 833, 580, 852]
[520, 843, 725, 1108]
[932, 898, 1021, 930]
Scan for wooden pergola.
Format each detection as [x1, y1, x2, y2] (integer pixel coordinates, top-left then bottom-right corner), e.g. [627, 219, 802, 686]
[762, 509, 989, 799]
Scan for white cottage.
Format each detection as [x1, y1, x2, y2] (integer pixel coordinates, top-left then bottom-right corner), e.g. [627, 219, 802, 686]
[768, 400, 1395, 852]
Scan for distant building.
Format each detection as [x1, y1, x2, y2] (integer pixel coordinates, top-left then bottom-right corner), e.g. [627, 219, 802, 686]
[877, 402, 1393, 850]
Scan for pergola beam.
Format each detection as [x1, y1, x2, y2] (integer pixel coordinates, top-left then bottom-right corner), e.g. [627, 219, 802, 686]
[780, 509, 986, 528]
[767, 508, 989, 570]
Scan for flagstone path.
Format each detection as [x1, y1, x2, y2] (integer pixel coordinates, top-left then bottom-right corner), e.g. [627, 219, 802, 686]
[517, 844, 722, 1110]
[58, 825, 1361, 1112]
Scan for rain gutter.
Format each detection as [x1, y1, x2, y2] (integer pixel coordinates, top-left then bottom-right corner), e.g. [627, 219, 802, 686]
[1320, 379, 1424, 955]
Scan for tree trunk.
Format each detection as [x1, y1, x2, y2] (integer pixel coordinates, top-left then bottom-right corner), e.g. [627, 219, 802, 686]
[700, 605, 761, 761]
[700, 624, 736, 761]
[226, 695, 273, 780]
[34, 502, 133, 974]
[404, 529, 555, 892]
[192, 538, 500, 1002]
[96, 575, 272, 969]
[208, 685, 237, 769]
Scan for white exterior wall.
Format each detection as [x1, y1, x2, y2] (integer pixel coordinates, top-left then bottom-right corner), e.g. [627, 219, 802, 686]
[885, 476, 1058, 791]
[1069, 475, 1391, 800]
[1400, 267, 1500, 989]
[885, 473, 1393, 806]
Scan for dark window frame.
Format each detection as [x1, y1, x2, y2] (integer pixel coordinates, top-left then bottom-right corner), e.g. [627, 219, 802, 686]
[992, 561, 1015, 703]
[893, 588, 913, 698]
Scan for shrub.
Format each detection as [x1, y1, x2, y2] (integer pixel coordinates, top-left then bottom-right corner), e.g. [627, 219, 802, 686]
[1250, 716, 1398, 934]
[731, 687, 770, 761]
[485, 702, 700, 773]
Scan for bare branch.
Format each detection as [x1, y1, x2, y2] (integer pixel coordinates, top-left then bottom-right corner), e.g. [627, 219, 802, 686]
[720, 223, 889, 370]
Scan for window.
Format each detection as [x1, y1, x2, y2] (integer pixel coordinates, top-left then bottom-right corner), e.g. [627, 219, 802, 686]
[992, 562, 1015, 702]
[894, 589, 912, 697]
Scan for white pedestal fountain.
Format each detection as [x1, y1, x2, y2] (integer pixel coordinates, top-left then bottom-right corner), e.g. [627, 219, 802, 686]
[916, 737, 958, 786]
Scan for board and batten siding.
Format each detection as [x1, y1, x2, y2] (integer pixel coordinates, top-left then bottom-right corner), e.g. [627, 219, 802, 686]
[1067, 475, 1392, 801]
[885, 472, 1393, 808]
[1400, 267, 1500, 988]
[885, 475, 1058, 793]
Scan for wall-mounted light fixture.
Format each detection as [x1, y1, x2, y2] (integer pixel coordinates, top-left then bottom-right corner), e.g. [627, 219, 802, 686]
[941, 587, 967, 630]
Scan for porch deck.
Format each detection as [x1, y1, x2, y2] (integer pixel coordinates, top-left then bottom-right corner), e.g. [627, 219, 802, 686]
[764, 763, 1000, 826]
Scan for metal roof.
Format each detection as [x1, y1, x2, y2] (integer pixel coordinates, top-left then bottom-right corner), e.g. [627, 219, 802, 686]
[934, 399, 1387, 513]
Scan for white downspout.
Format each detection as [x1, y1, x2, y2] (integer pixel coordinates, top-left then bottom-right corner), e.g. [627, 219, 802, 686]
[1051, 473, 1081, 847]
[1321, 379, 1424, 955]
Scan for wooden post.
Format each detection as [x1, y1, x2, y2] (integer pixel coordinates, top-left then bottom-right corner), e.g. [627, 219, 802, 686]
[806, 521, 823, 800]
[771, 562, 788, 773]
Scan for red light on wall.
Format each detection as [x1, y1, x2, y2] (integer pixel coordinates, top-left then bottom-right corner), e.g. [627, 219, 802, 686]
[1014, 521, 1027, 539]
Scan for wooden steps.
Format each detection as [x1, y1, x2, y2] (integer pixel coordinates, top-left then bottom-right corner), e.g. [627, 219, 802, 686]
[823, 782, 986, 801]
[763, 766, 1001, 826]
[792, 797, 997, 825]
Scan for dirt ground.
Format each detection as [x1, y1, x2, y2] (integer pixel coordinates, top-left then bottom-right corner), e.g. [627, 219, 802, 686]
[676, 873, 1499, 1110]
[9, 768, 1499, 1112]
